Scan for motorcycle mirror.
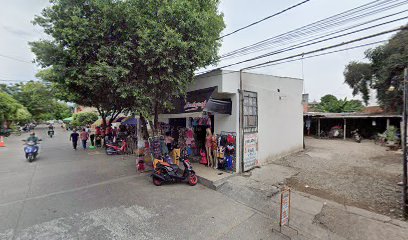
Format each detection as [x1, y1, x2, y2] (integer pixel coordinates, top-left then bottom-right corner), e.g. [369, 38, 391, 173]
[22, 140, 26, 142]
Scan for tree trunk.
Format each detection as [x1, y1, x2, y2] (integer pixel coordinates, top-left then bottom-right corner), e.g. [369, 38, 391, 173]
[153, 101, 159, 132]
[139, 114, 149, 139]
[102, 115, 107, 128]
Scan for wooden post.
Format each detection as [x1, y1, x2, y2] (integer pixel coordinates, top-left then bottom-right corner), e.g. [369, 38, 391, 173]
[318, 118, 321, 138]
[343, 118, 347, 140]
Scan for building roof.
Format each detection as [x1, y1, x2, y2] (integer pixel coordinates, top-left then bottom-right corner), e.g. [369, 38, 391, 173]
[304, 112, 401, 118]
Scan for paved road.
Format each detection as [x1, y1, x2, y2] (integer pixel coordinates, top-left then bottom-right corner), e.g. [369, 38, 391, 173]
[0, 126, 286, 240]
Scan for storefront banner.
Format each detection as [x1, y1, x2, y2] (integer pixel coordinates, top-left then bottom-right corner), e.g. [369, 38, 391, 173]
[166, 87, 232, 115]
[243, 133, 258, 172]
[167, 87, 216, 114]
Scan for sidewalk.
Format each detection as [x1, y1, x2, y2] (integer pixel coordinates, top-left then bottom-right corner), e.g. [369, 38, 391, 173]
[216, 164, 408, 240]
[189, 162, 234, 189]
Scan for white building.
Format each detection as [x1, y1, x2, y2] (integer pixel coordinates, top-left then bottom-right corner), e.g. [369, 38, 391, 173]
[159, 69, 303, 172]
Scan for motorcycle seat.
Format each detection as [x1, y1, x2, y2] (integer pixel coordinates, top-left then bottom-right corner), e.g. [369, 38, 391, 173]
[170, 164, 180, 171]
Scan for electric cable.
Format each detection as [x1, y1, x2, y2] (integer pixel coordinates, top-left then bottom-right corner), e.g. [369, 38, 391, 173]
[221, 8, 408, 60]
[243, 26, 407, 70]
[248, 40, 388, 70]
[218, 0, 312, 39]
[0, 54, 32, 64]
[221, 0, 407, 59]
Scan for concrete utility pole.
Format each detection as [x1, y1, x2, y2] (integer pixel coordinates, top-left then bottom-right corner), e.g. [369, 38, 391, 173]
[403, 68, 408, 218]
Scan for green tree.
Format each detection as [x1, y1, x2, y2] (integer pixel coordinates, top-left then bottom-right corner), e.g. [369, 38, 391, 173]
[344, 27, 408, 112]
[53, 102, 72, 120]
[11, 81, 55, 121]
[315, 94, 364, 113]
[31, 0, 224, 129]
[72, 112, 98, 127]
[0, 91, 31, 126]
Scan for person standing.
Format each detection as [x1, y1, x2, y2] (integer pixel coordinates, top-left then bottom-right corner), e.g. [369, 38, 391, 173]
[80, 128, 89, 149]
[70, 130, 79, 150]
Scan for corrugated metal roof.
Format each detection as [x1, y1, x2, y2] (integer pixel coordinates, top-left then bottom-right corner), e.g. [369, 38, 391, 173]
[304, 112, 401, 118]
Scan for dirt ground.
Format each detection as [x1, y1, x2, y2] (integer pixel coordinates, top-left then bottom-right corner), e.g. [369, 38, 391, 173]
[272, 137, 404, 219]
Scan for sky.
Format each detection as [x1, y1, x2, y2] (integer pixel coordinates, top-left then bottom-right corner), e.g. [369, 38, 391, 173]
[0, 0, 407, 104]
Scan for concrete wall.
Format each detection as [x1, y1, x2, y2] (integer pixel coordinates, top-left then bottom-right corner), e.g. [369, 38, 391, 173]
[190, 70, 241, 172]
[242, 72, 304, 165]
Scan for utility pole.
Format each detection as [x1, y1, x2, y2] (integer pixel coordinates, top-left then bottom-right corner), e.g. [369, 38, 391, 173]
[403, 67, 408, 218]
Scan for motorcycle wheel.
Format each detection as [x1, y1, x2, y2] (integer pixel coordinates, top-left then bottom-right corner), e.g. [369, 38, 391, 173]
[188, 174, 198, 186]
[28, 155, 34, 163]
[105, 147, 114, 155]
[153, 177, 162, 186]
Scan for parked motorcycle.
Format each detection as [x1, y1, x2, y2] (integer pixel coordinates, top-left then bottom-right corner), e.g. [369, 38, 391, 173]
[151, 152, 198, 186]
[351, 129, 361, 143]
[105, 139, 128, 155]
[23, 139, 41, 162]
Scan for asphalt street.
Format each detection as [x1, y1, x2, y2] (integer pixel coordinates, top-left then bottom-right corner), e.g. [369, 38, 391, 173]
[0, 126, 287, 240]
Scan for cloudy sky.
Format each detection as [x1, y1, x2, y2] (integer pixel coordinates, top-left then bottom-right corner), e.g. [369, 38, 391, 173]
[0, 0, 407, 103]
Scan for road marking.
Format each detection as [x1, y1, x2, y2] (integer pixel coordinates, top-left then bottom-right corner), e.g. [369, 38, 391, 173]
[0, 174, 145, 208]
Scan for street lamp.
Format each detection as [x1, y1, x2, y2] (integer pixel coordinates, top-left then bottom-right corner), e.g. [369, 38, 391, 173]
[388, 71, 408, 219]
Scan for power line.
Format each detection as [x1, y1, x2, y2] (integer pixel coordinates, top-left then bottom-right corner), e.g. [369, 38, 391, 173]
[222, 8, 408, 60]
[0, 79, 34, 83]
[218, 0, 312, 39]
[243, 26, 407, 70]
[222, 0, 401, 56]
[236, 15, 408, 67]
[0, 54, 32, 64]
[198, 25, 407, 74]
[194, 40, 388, 80]
[248, 40, 388, 70]
[221, 0, 407, 58]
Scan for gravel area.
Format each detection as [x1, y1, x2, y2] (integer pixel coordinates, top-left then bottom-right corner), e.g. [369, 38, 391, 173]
[273, 137, 404, 219]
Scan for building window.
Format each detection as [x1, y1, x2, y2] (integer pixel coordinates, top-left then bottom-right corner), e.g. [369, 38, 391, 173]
[243, 91, 258, 133]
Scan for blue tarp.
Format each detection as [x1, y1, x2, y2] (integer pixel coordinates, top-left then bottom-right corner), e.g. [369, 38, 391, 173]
[121, 117, 137, 126]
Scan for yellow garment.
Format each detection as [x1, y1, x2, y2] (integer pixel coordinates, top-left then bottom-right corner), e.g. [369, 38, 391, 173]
[153, 158, 165, 169]
[171, 148, 181, 165]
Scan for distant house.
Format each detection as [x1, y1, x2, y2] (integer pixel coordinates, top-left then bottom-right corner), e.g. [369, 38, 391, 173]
[304, 106, 401, 139]
[73, 105, 98, 114]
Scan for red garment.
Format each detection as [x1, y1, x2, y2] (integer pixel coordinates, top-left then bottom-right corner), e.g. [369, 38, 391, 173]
[95, 128, 102, 135]
[205, 135, 212, 148]
[80, 131, 89, 141]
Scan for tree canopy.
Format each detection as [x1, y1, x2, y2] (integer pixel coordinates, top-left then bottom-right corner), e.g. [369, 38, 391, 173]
[315, 94, 364, 113]
[344, 28, 408, 112]
[0, 91, 31, 125]
[72, 112, 98, 127]
[31, 0, 224, 128]
[1, 82, 72, 122]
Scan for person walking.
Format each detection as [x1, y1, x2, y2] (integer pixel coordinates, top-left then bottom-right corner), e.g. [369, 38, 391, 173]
[80, 128, 89, 149]
[70, 130, 79, 150]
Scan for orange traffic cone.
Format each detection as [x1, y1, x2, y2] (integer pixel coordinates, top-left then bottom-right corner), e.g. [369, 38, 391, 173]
[0, 136, 5, 147]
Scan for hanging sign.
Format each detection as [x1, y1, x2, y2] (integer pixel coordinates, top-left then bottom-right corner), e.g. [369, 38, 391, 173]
[280, 188, 291, 227]
[243, 133, 258, 171]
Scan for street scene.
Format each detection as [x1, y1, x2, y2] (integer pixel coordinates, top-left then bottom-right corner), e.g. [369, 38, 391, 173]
[1, 0, 408, 239]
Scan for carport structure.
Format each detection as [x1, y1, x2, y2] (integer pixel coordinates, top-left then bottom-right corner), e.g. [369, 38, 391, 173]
[304, 112, 402, 139]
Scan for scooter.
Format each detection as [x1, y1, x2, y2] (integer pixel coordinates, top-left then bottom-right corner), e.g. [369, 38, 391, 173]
[351, 129, 361, 143]
[105, 139, 128, 155]
[151, 152, 198, 186]
[23, 139, 41, 162]
[48, 130, 54, 138]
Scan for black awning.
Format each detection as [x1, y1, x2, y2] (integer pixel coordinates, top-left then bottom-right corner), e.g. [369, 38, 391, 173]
[205, 99, 232, 115]
[167, 87, 231, 115]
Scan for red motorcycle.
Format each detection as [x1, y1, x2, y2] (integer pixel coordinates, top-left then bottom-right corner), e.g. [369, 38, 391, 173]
[105, 139, 128, 155]
[151, 152, 198, 186]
